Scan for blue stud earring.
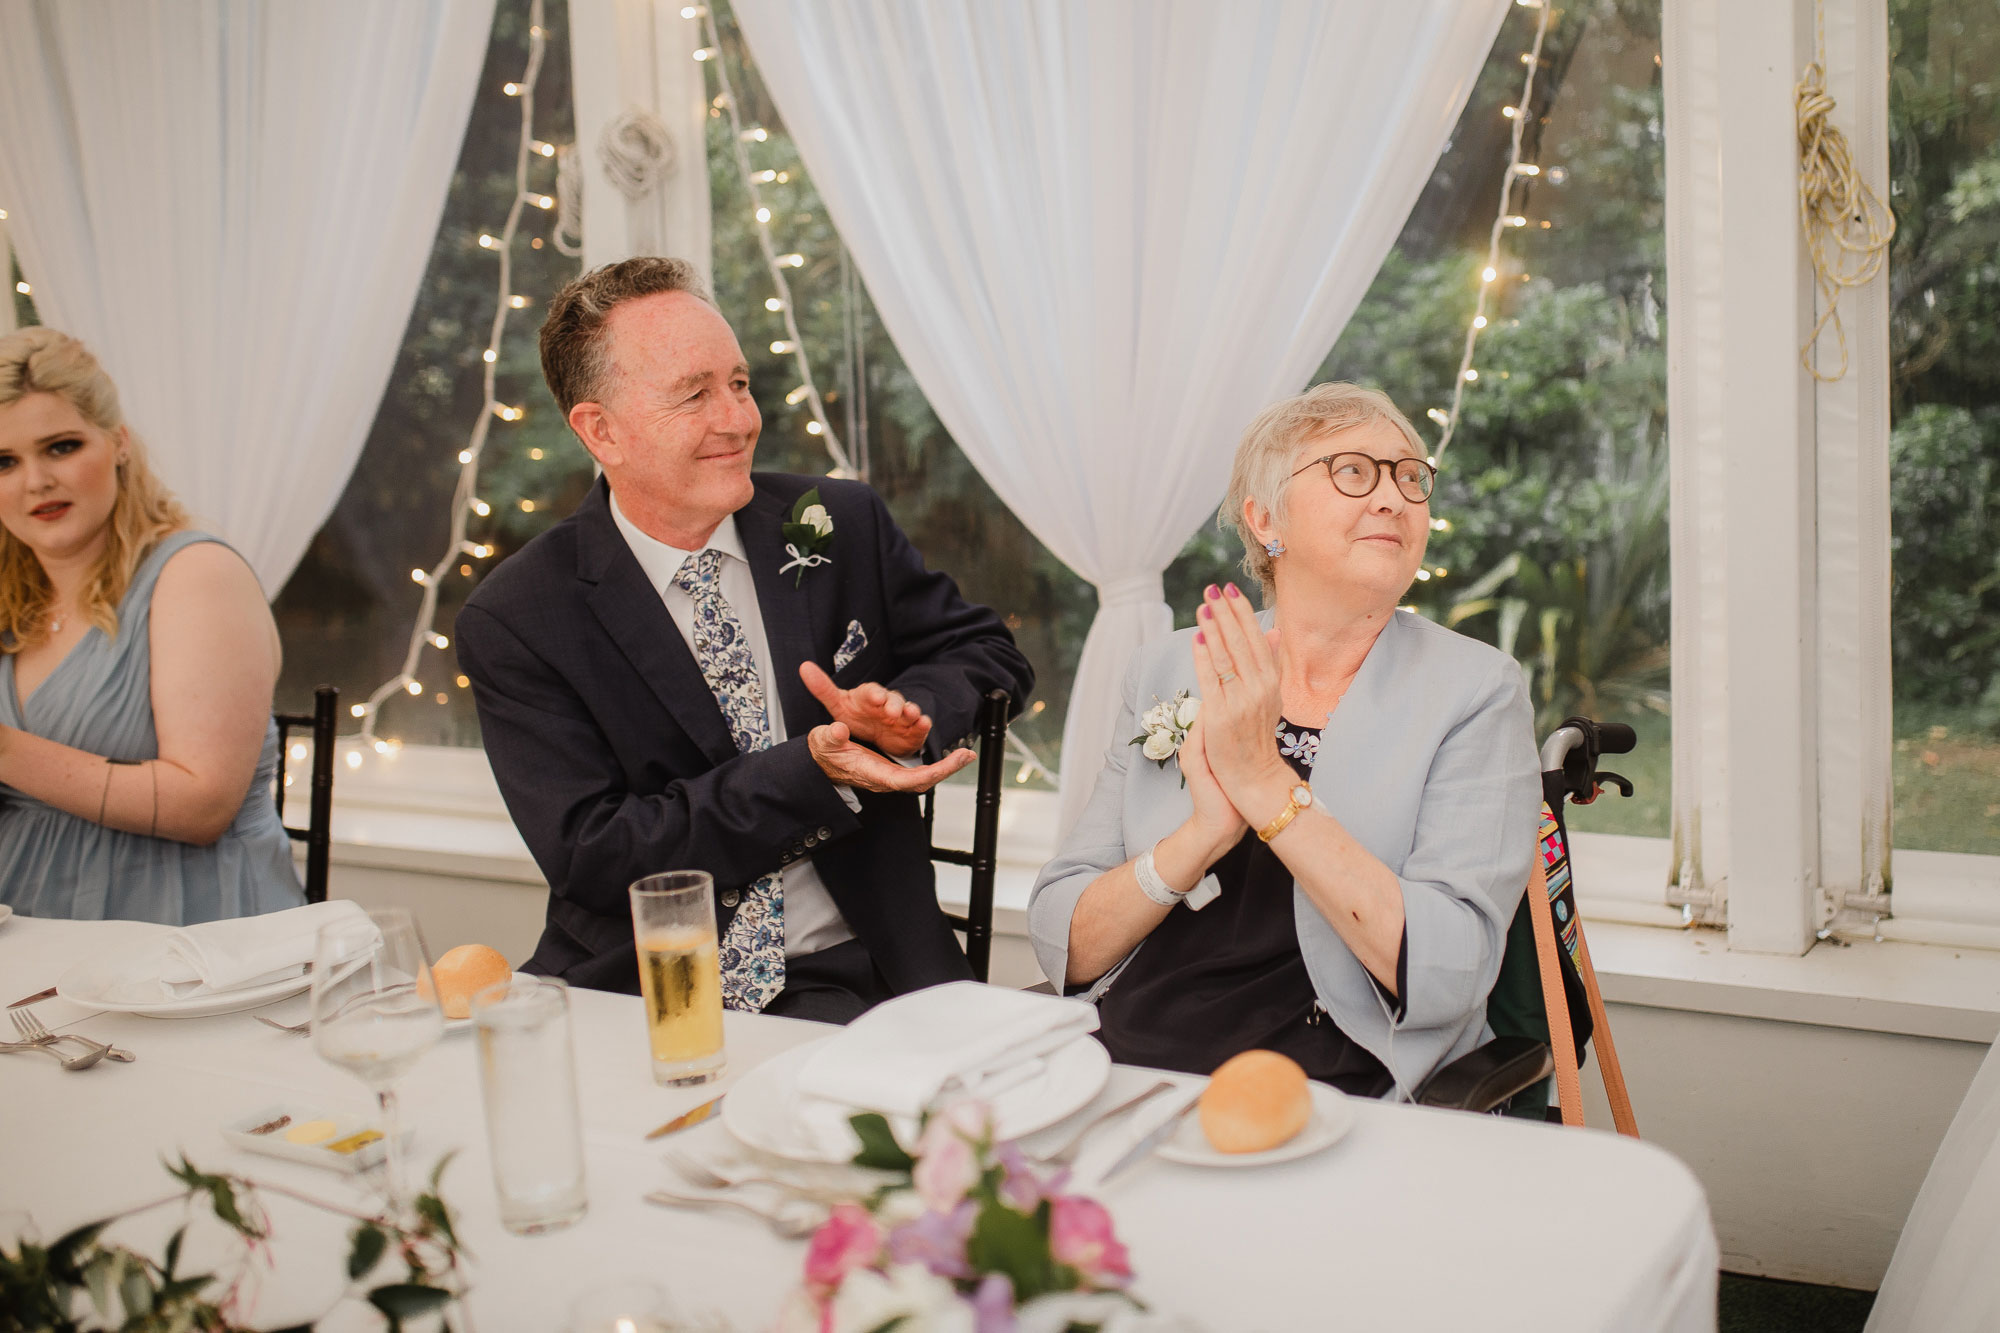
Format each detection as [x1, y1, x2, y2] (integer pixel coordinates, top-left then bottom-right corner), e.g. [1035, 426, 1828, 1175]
[1264, 538, 1286, 558]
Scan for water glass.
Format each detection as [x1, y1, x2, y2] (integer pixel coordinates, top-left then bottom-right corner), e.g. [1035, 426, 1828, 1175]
[564, 1280, 676, 1332]
[472, 976, 588, 1235]
[629, 872, 726, 1087]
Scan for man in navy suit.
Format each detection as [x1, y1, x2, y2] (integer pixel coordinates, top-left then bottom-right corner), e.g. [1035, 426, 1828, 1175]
[456, 257, 1033, 1021]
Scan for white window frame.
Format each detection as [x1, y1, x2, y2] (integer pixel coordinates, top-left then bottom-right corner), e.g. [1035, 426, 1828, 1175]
[1660, 0, 2000, 955]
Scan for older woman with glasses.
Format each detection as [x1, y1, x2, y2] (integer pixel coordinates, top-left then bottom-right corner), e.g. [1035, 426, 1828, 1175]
[1029, 382, 1541, 1097]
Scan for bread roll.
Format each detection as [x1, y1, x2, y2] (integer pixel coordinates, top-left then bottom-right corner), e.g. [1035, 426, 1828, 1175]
[1199, 1049, 1312, 1154]
[430, 944, 512, 1020]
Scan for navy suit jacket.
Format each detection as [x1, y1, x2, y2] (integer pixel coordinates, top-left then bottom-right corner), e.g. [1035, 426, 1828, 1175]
[456, 473, 1035, 996]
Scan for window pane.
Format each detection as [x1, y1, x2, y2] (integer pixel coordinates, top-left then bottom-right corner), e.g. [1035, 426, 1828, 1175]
[273, 2, 581, 746]
[1888, 0, 2000, 855]
[1316, 1, 1670, 836]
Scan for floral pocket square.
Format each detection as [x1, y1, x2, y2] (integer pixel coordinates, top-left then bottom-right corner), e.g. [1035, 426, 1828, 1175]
[833, 620, 869, 672]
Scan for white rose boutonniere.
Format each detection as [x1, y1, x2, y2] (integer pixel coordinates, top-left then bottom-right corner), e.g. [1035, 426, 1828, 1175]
[1128, 689, 1199, 786]
[779, 487, 835, 585]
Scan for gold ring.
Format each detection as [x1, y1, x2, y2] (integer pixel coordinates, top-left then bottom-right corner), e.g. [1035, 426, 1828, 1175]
[1217, 670, 1238, 684]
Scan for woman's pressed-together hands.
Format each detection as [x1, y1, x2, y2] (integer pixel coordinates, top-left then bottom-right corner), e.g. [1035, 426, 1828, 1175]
[1190, 582, 1294, 833]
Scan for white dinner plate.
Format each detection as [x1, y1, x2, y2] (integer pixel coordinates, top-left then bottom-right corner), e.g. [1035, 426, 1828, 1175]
[1156, 1081, 1356, 1167]
[725, 1033, 1113, 1163]
[55, 938, 369, 1019]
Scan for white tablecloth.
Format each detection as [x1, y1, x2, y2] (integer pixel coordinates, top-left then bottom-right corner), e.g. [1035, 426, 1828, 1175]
[2, 916, 1718, 1331]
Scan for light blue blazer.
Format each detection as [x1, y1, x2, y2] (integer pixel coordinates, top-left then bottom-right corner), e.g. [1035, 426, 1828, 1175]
[1028, 609, 1541, 1095]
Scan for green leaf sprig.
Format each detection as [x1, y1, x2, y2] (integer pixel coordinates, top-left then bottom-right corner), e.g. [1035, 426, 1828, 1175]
[0, 1154, 471, 1333]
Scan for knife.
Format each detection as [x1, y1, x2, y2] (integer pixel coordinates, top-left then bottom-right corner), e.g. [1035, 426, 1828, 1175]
[645, 1094, 724, 1140]
[7, 986, 56, 1010]
[1100, 1094, 1201, 1184]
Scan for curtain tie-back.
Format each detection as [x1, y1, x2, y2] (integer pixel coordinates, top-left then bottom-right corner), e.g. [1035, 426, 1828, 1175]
[1095, 573, 1166, 610]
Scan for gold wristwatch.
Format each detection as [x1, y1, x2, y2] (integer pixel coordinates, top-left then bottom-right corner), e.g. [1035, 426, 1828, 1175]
[1257, 782, 1315, 843]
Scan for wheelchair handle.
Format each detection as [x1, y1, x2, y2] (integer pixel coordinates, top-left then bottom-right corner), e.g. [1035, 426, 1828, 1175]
[1540, 716, 1638, 807]
[1539, 724, 1589, 774]
[1595, 722, 1636, 755]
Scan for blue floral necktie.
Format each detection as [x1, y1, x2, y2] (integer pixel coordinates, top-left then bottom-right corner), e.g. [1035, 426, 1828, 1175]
[671, 548, 785, 1012]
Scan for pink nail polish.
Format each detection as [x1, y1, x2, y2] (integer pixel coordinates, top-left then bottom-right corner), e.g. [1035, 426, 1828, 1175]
[1195, 631, 1206, 644]
[1198, 605, 1211, 620]
[1205, 584, 1220, 599]
[1225, 583, 1241, 598]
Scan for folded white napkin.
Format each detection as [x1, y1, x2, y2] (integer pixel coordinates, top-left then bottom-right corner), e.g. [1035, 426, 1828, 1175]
[156, 900, 379, 997]
[796, 980, 1099, 1122]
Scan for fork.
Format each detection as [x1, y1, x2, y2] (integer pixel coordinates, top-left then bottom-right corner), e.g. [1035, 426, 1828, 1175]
[10, 1007, 133, 1063]
[8, 1010, 105, 1070]
[10, 1008, 133, 1056]
[1028, 1079, 1180, 1168]
[254, 1014, 312, 1036]
[643, 1186, 824, 1239]
[665, 1152, 851, 1204]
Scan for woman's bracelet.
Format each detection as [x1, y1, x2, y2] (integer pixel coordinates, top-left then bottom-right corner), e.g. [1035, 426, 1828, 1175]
[98, 757, 154, 834]
[1134, 845, 1191, 907]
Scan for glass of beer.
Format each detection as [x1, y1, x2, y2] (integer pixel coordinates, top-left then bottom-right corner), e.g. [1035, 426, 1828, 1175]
[629, 872, 726, 1086]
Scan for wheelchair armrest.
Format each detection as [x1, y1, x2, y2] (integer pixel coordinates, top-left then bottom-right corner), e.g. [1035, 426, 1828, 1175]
[1414, 1036, 1554, 1114]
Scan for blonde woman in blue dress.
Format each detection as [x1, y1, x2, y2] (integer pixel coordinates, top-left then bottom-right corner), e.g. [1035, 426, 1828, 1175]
[0, 328, 301, 923]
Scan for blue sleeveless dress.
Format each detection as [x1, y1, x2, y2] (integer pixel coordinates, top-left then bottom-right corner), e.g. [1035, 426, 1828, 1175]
[0, 531, 304, 924]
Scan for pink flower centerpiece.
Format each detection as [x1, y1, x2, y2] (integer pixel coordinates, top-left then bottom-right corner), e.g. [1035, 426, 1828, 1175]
[776, 1100, 1143, 1333]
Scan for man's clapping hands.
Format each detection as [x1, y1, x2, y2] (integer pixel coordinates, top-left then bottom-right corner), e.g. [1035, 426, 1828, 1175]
[800, 661, 974, 793]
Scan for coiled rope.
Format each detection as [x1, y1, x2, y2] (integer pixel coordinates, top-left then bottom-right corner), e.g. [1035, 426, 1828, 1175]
[1796, 1, 1896, 382]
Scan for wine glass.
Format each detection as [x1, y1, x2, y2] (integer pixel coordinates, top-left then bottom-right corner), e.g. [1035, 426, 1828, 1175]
[311, 906, 444, 1208]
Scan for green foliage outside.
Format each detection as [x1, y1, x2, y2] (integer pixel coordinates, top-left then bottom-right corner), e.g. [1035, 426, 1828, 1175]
[1882, 0, 2000, 852]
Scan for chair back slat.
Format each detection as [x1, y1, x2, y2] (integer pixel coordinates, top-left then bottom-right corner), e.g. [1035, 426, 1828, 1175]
[274, 685, 338, 905]
[931, 689, 1011, 982]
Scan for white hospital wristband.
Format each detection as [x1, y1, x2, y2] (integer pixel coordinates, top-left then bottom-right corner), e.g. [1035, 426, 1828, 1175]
[1134, 845, 1190, 907]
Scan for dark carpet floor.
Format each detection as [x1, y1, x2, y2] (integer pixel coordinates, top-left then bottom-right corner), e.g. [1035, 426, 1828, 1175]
[1720, 1272, 1876, 1333]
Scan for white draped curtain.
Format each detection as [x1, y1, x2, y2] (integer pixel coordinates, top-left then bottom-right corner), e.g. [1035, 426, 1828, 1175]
[0, 0, 496, 592]
[732, 0, 1510, 832]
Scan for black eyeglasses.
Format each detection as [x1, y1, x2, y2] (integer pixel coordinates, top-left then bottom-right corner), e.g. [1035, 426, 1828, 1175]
[1290, 452, 1436, 504]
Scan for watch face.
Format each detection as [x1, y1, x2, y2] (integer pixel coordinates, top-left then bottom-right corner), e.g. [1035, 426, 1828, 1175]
[1291, 783, 1314, 808]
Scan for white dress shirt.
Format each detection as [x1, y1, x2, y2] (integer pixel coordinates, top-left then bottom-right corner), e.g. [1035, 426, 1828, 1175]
[609, 491, 855, 958]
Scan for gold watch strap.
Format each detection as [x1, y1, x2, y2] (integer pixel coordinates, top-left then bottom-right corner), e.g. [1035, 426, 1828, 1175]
[1257, 788, 1308, 843]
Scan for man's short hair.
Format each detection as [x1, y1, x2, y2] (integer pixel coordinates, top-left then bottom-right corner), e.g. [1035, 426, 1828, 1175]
[538, 256, 712, 417]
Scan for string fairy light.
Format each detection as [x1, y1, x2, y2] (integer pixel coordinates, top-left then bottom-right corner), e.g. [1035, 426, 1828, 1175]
[1430, 0, 1554, 467]
[354, 0, 562, 747]
[694, 5, 852, 475]
[681, 10, 1068, 786]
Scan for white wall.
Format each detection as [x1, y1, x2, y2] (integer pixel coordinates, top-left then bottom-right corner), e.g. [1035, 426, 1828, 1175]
[1579, 1003, 1982, 1289]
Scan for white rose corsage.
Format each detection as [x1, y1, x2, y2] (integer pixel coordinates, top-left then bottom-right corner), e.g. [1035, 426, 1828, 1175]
[1128, 689, 1200, 786]
[779, 487, 835, 585]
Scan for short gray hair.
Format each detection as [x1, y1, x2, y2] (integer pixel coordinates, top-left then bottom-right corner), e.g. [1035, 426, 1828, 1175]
[1221, 382, 1428, 597]
[538, 256, 714, 416]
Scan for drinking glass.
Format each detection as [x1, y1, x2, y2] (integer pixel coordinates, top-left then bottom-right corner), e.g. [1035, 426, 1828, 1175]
[312, 906, 444, 1207]
[564, 1280, 676, 1332]
[472, 976, 587, 1234]
[629, 872, 725, 1086]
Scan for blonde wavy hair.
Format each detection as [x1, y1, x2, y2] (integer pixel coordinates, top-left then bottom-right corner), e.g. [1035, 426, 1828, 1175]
[1221, 381, 1427, 599]
[0, 328, 188, 652]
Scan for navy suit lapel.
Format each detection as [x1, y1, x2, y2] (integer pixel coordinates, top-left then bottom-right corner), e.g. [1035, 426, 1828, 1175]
[573, 482, 738, 769]
[739, 484, 823, 738]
